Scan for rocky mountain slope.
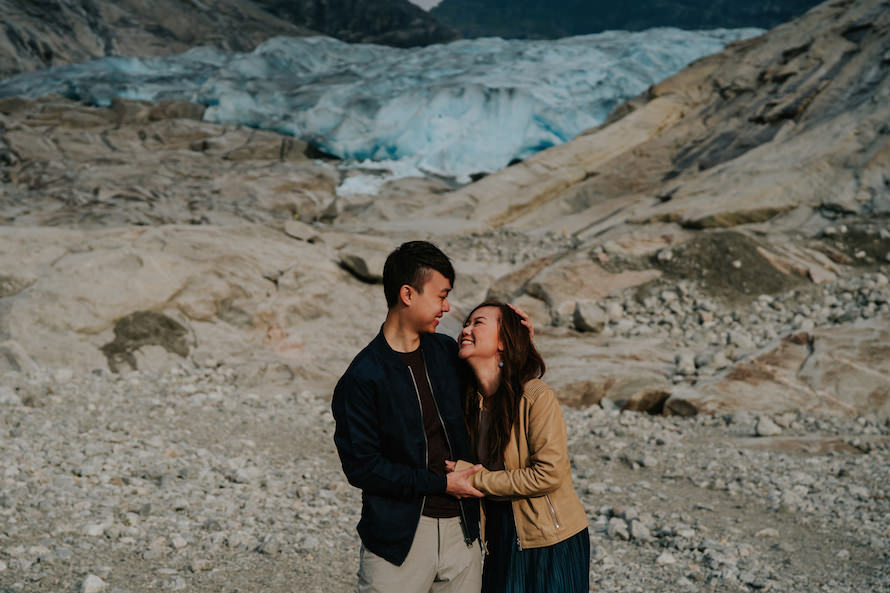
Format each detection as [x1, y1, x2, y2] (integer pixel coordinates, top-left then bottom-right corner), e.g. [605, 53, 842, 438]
[427, 0, 889, 235]
[417, 0, 890, 415]
[431, 0, 823, 39]
[0, 0, 457, 80]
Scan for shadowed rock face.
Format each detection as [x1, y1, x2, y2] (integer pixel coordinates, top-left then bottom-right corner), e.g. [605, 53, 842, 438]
[0, 0, 457, 79]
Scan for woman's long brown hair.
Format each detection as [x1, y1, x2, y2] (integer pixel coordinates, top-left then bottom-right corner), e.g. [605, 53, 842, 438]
[462, 301, 545, 464]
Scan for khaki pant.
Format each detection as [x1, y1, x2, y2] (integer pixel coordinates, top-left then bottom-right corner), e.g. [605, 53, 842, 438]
[358, 516, 482, 593]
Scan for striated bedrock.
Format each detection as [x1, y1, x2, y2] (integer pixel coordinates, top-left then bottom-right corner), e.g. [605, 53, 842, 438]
[0, 96, 340, 227]
[0, 0, 456, 80]
[663, 319, 890, 418]
[0, 224, 385, 387]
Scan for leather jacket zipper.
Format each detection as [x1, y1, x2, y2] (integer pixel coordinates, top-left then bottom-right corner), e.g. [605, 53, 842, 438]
[545, 494, 560, 528]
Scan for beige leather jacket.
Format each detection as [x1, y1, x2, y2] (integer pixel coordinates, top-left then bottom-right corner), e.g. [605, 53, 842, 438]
[457, 378, 588, 550]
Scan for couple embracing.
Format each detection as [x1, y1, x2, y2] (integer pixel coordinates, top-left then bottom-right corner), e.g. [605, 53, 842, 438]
[332, 241, 590, 593]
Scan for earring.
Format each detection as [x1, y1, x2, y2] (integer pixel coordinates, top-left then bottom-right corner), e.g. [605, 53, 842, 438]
[498, 361, 504, 368]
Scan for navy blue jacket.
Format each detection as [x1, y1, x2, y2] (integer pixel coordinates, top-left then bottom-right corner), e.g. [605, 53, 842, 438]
[332, 329, 480, 566]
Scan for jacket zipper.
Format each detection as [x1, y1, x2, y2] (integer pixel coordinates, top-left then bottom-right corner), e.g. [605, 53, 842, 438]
[407, 367, 428, 515]
[545, 494, 561, 528]
[421, 354, 474, 548]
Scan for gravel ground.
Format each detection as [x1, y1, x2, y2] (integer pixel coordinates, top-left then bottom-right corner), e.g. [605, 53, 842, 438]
[1, 366, 888, 593]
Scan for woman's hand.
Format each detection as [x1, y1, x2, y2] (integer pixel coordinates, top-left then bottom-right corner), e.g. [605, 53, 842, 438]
[445, 460, 456, 473]
[508, 303, 534, 339]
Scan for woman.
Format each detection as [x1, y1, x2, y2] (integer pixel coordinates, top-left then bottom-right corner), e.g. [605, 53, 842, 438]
[448, 301, 589, 593]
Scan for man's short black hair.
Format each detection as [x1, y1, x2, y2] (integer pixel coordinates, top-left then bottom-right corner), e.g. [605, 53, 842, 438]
[383, 241, 455, 309]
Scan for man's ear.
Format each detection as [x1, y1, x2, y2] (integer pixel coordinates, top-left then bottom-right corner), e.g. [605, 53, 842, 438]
[399, 284, 413, 307]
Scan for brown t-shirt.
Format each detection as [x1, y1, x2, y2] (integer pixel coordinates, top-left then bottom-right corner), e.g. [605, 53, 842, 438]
[397, 348, 460, 518]
[476, 403, 511, 502]
[476, 405, 506, 471]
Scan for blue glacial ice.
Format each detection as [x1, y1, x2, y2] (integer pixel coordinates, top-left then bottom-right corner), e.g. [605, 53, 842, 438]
[0, 29, 762, 190]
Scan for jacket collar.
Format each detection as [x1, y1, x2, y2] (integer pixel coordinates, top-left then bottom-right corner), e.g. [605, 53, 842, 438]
[370, 327, 434, 368]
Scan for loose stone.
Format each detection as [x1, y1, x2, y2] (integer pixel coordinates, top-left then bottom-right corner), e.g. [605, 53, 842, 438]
[755, 417, 782, 437]
[82, 574, 107, 593]
[607, 517, 630, 540]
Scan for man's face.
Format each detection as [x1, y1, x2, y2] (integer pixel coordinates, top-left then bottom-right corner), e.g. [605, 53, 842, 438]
[406, 269, 452, 334]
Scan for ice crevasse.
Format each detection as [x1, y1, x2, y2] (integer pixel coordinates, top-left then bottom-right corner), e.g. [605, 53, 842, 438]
[0, 28, 763, 189]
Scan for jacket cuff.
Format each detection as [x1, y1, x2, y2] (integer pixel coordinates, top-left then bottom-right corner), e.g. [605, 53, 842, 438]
[421, 472, 448, 495]
[455, 459, 474, 472]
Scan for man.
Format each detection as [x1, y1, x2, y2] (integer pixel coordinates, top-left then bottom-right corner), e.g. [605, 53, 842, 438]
[332, 240, 485, 593]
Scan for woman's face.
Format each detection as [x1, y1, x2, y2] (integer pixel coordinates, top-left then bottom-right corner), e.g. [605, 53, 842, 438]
[458, 306, 502, 362]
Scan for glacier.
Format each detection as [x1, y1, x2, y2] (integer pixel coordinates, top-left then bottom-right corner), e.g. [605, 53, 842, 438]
[0, 29, 762, 189]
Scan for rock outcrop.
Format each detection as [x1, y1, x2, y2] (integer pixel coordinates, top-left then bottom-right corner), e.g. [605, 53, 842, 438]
[424, 0, 890, 236]
[0, 96, 338, 227]
[665, 320, 890, 417]
[0, 223, 385, 387]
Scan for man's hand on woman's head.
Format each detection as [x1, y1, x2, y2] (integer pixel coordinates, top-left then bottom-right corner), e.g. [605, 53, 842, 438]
[508, 303, 534, 339]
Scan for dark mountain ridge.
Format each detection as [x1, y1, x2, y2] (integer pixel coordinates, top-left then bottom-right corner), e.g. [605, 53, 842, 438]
[253, 0, 459, 47]
[431, 0, 824, 39]
[0, 0, 458, 79]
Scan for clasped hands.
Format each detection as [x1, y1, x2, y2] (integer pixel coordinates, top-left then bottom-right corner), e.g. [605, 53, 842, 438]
[444, 459, 483, 499]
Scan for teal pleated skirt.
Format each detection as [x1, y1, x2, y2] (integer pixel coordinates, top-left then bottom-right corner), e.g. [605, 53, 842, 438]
[482, 500, 590, 593]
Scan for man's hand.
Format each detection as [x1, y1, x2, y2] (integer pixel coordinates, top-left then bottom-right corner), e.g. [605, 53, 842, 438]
[446, 464, 484, 499]
[508, 303, 534, 339]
